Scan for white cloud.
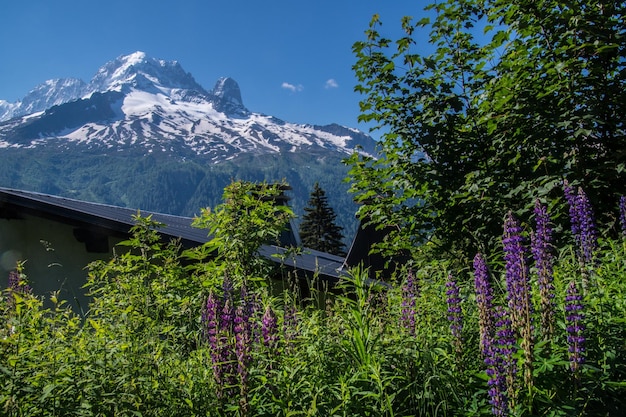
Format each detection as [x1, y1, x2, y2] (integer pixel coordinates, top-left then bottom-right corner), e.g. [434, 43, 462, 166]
[325, 78, 339, 89]
[281, 82, 304, 92]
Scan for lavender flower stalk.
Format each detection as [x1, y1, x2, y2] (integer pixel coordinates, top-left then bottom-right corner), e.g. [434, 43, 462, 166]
[401, 269, 419, 336]
[445, 274, 463, 356]
[565, 281, 585, 377]
[503, 211, 534, 389]
[531, 200, 555, 340]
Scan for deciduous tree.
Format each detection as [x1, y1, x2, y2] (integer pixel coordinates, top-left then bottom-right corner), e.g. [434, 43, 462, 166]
[348, 0, 626, 256]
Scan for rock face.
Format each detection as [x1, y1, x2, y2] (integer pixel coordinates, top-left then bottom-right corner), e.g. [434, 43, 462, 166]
[212, 77, 246, 115]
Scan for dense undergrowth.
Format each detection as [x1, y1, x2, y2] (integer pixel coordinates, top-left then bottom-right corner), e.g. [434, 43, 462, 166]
[1, 181, 625, 416]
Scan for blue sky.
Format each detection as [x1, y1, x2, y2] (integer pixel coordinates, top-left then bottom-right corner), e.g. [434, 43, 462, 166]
[0, 0, 426, 137]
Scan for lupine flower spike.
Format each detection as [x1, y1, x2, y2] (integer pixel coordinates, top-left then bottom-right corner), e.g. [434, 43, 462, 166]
[564, 180, 598, 289]
[234, 304, 251, 414]
[473, 253, 494, 357]
[445, 274, 463, 357]
[531, 200, 555, 340]
[619, 196, 626, 237]
[7, 270, 32, 309]
[473, 255, 510, 416]
[401, 269, 419, 336]
[203, 292, 226, 396]
[502, 211, 534, 389]
[262, 304, 279, 352]
[565, 281, 585, 379]
[486, 306, 515, 417]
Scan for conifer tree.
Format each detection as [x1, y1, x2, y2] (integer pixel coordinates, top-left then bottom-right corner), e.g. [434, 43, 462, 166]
[299, 182, 346, 256]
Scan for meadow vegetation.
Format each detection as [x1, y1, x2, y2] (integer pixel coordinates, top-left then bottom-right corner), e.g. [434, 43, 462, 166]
[1, 181, 625, 416]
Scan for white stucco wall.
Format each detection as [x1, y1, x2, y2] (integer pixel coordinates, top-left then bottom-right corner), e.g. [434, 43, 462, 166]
[0, 214, 124, 313]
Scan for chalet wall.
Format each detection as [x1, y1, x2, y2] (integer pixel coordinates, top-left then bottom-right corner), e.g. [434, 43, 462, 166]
[0, 214, 123, 313]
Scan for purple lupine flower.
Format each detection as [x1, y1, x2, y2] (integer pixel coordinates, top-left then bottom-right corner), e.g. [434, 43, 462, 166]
[401, 269, 419, 336]
[576, 187, 598, 265]
[619, 196, 626, 236]
[8, 271, 20, 290]
[203, 292, 220, 351]
[203, 291, 230, 396]
[564, 181, 598, 267]
[6, 271, 32, 310]
[234, 304, 251, 389]
[564, 180, 580, 238]
[220, 276, 235, 333]
[484, 306, 515, 417]
[503, 211, 534, 388]
[565, 281, 585, 376]
[445, 275, 463, 355]
[503, 212, 532, 330]
[531, 200, 555, 340]
[473, 253, 494, 357]
[262, 304, 279, 352]
[240, 282, 256, 338]
[8, 270, 32, 293]
[282, 301, 298, 348]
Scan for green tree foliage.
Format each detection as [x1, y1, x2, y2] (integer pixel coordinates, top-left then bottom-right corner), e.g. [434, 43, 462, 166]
[348, 1, 626, 255]
[299, 182, 346, 256]
[189, 180, 295, 283]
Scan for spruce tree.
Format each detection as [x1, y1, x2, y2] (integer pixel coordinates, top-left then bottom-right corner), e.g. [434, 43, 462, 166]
[299, 182, 346, 256]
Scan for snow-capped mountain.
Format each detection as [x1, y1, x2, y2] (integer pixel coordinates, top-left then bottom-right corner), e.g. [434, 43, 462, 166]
[0, 51, 377, 236]
[0, 51, 376, 162]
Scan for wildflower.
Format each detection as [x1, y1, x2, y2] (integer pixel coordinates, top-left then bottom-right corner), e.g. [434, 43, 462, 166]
[220, 276, 235, 333]
[576, 187, 598, 264]
[473, 253, 494, 357]
[240, 282, 260, 343]
[531, 200, 555, 340]
[484, 306, 515, 417]
[234, 304, 251, 395]
[6, 271, 32, 309]
[565, 281, 585, 376]
[619, 196, 626, 237]
[282, 300, 298, 347]
[445, 274, 463, 354]
[564, 180, 580, 237]
[564, 180, 598, 268]
[203, 292, 230, 397]
[202, 292, 220, 352]
[401, 269, 419, 336]
[503, 211, 533, 388]
[262, 304, 279, 352]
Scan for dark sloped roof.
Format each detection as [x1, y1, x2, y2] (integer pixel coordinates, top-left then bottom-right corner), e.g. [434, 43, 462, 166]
[0, 187, 346, 281]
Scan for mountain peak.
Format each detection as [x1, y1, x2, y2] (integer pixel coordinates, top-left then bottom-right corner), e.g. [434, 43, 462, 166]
[211, 77, 247, 114]
[88, 51, 206, 95]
